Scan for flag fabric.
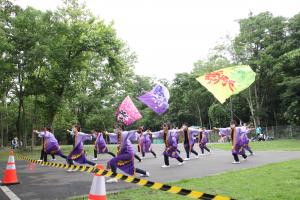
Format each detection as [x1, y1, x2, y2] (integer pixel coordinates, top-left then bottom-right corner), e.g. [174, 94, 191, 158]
[138, 84, 170, 115]
[196, 65, 256, 104]
[115, 96, 142, 126]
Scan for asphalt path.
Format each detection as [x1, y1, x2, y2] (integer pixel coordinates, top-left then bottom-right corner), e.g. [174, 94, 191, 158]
[1, 144, 300, 200]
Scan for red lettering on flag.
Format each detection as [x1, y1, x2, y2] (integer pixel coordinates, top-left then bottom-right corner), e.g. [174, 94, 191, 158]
[205, 70, 236, 92]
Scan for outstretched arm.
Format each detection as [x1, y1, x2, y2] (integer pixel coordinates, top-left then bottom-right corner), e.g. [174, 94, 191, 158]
[33, 130, 43, 138]
[104, 132, 118, 143]
[151, 130, 163, 138]
[77, 132, 93, 142]
[33, 130, 51, 138]
[66, 129, 74, 136]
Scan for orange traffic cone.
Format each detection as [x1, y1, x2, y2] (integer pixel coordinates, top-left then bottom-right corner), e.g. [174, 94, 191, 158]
[88, 164, 106, 200]
[1, 150, 20, 185]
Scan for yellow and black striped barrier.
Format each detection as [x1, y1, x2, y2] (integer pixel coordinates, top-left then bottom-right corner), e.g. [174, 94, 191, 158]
[15, 153, 235, 200]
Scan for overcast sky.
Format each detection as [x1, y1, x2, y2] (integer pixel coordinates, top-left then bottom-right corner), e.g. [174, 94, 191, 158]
[15, 0, 300, 80]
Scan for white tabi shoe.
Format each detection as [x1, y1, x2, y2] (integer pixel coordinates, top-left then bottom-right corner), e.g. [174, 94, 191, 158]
[161, 165, 170, 168]
[178, 161, 185, 166]
[184, 158, 190, 161]
[92, 158, 98, 161]
[232, 161, 241, 164]
[140, 171, 150, 177]
[106, 178, 118, 183]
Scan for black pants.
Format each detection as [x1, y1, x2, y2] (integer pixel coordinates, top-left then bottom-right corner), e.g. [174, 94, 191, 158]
[67, 158, 95, 166]
[142, 150, 157, 158]
[247, 149, 253, 154]
[184, 144, 198, 158]
[41, 150, 67, 162]
[200, 146, 210, 154]
[94, 149, 116, 158]
[164, 154, 184, 166]
[232, 153, 247, 162]
[110, 164, 146, 175]
[40, 149, 56, 162]
[134, 154, 142, 162]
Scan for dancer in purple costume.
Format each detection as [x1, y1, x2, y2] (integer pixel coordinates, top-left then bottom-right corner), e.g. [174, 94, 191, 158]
[106, 125, 150, 183]
[218, 128, 229, 143]
[66, 124, 95, 171]
[152, 122, 184, 168]
[92, 129, 116, 161]
[198, 128, 212, 155]
[33, 127, 67, 162]
[241, 123, 255, 156]
[138, 127, 157, 159]
[181, 123, 199, 160]
[215, 120, 248, 164]
[35, 127, 56, 162]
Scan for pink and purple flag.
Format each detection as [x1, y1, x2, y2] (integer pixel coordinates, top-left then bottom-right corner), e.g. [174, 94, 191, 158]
[115, 96, 142, 126]
[138, 84, 170, 115]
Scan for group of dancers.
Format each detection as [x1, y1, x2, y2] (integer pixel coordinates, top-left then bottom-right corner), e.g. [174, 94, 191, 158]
[32, 119, 255, 183]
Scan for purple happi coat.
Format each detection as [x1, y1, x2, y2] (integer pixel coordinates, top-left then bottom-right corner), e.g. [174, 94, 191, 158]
[139, 132, 152, 153]
[108, 130, 138, 175]
[240, 126, 252, 151]
[94, 132, 108, 154]
[221, 127, 245, 155]
[152, 129, 181, 158]
[183, 128, 199, 152]
[38, 131, 63, 155]
[219, 128, 230, 137]
[199, 130, 211, 148]
[67, 132, 92, 164]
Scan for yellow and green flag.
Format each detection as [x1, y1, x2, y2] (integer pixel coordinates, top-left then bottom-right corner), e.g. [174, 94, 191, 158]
[196, 65, 256, 104]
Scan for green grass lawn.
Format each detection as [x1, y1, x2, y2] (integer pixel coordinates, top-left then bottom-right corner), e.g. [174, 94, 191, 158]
[72, 159, 300, 200]
[209, 139, 300, 151]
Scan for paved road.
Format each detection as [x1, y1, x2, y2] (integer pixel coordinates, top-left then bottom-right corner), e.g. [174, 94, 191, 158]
[1, 144, 300, 200]
[0, 188, 9, 200]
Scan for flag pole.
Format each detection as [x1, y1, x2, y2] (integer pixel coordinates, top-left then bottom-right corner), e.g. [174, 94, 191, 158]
[230, 97, 233, 120]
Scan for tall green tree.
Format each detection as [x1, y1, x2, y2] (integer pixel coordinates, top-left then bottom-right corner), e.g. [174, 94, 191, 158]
[275, 13, 300, 125]
[234, 12, 287, 127]
[0, 1, 49, 146]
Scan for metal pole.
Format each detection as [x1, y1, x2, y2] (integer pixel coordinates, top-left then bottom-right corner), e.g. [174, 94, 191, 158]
[230, 97, 233, 120]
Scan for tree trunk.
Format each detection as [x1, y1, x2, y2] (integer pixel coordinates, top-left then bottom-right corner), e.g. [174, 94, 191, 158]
[31, 95, 38, 151]
[196, 104, 203, 127]
[246, 87, 257, 127]
[16, 65, 25, 148]
[48, 85, 65, 127]
[22, 102, 26, 149]
[208, 117, 212, 130]
[5, 95, 8, 147]
[16, 91, 23, 143]
[0, 111, 3, 147]
[274, 111, 278, 128]
[254, 83, 261, 126]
